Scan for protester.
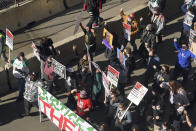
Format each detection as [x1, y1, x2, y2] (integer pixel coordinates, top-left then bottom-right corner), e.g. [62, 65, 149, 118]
[20, 72, 43, 117]
[120, 8, 139, 53]
[114, 102, 132, 131]
[71, 89, 92, 118]
[138, 24, 156, 65]
[151, 7, 165, 43]
[172, 38, 196, 85]
[11, 52, 29, 102]
[43, 56, 55, 93]
[80, 22, 97, 60]
[83, 0, 103, 27]
[148, 0, 166, 14]
[0, 29, 8, 62]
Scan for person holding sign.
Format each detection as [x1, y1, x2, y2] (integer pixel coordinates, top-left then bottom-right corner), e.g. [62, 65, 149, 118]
[0, 29, 8, 62]
[114, 102, 132, 131]
[120, 8, 139, 53]
[80, 22, 97, 60]
[10, 52, 29, 102]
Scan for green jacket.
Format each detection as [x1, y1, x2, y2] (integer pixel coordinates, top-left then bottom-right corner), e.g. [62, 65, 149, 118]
[93, 72, 102, 96]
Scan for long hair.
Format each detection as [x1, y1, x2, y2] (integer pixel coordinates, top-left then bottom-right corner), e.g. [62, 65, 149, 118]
[169, 80, 181, 94]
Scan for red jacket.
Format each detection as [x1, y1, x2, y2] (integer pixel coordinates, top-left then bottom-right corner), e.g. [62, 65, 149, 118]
[76, 93, 92, 116]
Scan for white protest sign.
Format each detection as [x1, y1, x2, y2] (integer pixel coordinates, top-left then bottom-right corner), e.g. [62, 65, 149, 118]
[102, 72, 111, 97]
[6, 28, 14, 50]
[107, 65, 120, 87]
[52, 58, 66, 79]
[184, 12, 194, 27]
[122, 22, 131, 41]
[74, 11, 83, 35]
[127, 82, 148, 106]
[32, 42, 41, 61]
[38, 87, 97, 131]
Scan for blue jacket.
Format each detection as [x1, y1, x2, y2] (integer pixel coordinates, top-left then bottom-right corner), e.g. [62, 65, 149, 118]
[174, 42, 196, 68]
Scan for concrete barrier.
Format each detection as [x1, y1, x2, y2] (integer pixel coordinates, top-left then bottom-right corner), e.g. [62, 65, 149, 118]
[64, 0, 83, 8]
[0, 0, 66, 31]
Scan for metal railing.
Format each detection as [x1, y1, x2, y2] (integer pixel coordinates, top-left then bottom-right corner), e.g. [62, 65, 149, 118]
[0, 0, 33, 11]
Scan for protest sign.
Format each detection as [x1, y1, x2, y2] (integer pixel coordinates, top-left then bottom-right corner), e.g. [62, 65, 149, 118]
[184, 12, 194, 27]
[107, 65, 119, 87]
[102, 72, 110, 97]
[102, 28, 113, 50]
[6, 28, 14, 50]
[91, 61, 102, 72]
[32, 42, 41, 61]
[127, 82, 148, 106]
[52, 58, 66, 79]
[117, 48, 125, 66]
[189, 29, 196, 44]
[38, 87, 97, 131]
[122, 22, 131, 41]
[74, 11, 83, 35]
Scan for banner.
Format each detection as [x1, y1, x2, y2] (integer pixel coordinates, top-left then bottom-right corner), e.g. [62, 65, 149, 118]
[52, 58, 66, 79]
[117, 48, 125, 66]
[102, 72, 110, 97]
[38, 87, 97, 131]
[6, 28, 14, 50]
[102, 28, 113, 50]
[122, 22, 131, 41]
[184, 12, 194, 27]
[91, 61, 102, 72]
[107, 65, 119, 87]
[74, 11, 83, 35]
[127, 82, 148, 106]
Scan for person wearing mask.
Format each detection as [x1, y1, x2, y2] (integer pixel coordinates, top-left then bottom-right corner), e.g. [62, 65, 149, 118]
[0, 29, 8, 62]
[148, 0, 166, 14]
[181, 0, 195, 13]
[120, 8, 139, 53]
[80, 22, 96, 60]
[138, 24, 156, 65]
[172, 38, 196, 85]
[32, 37, 56, 79]
[151, 7, 165, 43]
[20, 72, 43, 117]
[184, 110, 196, 131]
[11, 52, 29, 102]
[83, 0, 103, 28]
[143, 50, 160, 87]
[44, 56, 55, 93]
[114, 102, 132, 131]
[71, 89, 92, 119]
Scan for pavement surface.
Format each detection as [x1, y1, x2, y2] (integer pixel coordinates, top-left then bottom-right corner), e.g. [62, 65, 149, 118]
[0, 0, 196, 131]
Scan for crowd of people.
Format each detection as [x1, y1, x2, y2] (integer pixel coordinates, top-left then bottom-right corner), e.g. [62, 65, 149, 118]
[1, 0, 196, 131]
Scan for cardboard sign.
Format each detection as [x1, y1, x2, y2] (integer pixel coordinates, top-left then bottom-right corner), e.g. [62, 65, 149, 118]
[52, 58, 66, 79]
[189, 29, 196, 44]
[107, 65, 119, 87]
[91, 61, 102, 72]
[74, 11, 83, 35]
[184, 12, 194, 27]
[6, 28, 14, 50]
[122, 22, 131, 41]
[102, 72, 110, 97]
[38, 87, 97, 131]
[127, 82, 148, 106]
[102, 28, 113, 50]
[117, 48, 125, 66]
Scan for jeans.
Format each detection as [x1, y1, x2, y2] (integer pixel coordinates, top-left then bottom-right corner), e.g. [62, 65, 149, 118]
[24, 99, 38, 115]
[17, 78, 25, 99]
[172, 63, 190, 84]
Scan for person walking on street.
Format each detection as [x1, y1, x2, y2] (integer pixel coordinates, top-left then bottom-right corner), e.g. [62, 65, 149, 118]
[0, 29, 8, 62]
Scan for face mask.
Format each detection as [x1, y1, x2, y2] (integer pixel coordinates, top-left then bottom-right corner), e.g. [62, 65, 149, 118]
[156, 106, 160, 110]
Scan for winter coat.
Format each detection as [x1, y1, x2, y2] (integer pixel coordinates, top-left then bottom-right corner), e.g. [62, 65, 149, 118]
[151, 13, 165, 34]
[140, 29, 156, 49]
[92, 72, 102, 97]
